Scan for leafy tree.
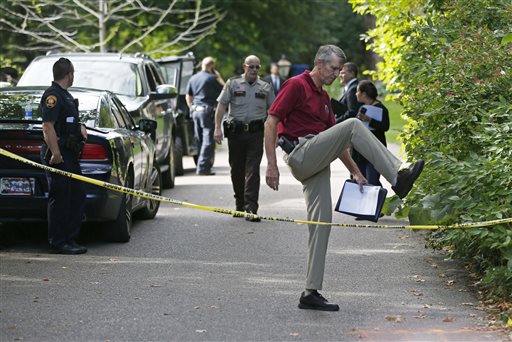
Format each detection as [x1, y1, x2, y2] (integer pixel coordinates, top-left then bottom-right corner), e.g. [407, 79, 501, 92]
[194, 0, 366, 77]
[350, 0, 512, 310]
[0, 0, 224, 54]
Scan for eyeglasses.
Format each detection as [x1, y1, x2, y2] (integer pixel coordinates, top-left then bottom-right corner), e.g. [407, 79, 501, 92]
[246, 64, 261, 70]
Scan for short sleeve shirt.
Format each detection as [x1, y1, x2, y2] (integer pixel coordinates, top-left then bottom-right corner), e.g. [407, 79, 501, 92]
[41, 81, 80, 137]
[268, 70, 335, 140]
[217, 75, 275, 123]
[186, 70, 223, 107]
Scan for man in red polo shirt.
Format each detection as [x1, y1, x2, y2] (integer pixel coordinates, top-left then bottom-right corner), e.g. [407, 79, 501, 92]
[264, 45, 424, 311]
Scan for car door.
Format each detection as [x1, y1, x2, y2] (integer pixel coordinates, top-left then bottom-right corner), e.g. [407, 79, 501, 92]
[110, 95, 146, 194]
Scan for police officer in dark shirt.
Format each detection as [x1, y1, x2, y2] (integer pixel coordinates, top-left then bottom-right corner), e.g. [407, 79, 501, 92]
[186, 56, 224, 175]
[214, 55, 275, 221]
[40, 57, 88, 254]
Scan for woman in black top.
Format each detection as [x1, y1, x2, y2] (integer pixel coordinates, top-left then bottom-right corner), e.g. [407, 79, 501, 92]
[353, 80, 390, 186]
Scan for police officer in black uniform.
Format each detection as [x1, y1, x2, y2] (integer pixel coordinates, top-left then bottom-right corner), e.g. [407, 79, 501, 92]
[40, 58, 88, 254]
[214, 55, 275, 221]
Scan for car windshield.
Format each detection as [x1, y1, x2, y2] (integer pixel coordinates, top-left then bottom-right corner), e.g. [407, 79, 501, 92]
[19, 59, 142, 97]
[0, 90, 100, 127]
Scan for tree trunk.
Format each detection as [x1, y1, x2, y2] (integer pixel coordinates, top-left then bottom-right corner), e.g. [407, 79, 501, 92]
[98, 0, 106, 52]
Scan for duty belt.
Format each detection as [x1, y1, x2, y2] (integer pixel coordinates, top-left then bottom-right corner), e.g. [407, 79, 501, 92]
[192, 105, 210, 111]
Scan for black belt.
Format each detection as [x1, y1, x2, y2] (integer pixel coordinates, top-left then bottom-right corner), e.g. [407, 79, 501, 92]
[232, 120, 265, 133]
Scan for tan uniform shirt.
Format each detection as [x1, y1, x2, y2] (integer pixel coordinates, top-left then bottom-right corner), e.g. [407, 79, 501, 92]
[217, 74, 275, 123]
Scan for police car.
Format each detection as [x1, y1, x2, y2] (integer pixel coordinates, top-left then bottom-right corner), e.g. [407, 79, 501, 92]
[0, 87, 161, 242]
[17, 53, 178, 189]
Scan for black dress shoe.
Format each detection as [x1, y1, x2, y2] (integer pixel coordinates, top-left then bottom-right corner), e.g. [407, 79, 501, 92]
[68, 240, 87, 254]
[392, 160, 424, 199]
[233, 207, 245, 218]
[245, 210, 261, 222]
[197, 170, 216, 176]
[50, 242, 87, 255]
[298, 290, 339, 311]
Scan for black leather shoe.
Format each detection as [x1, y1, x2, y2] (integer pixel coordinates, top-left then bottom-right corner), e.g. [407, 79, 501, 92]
[233, 207, 245, 218]
[392, 160, 424, 199]
[245, 210, 261, 222]
[298, 290, 339, 311]
[197, 170, 215, 176]
[50, 242, 87, 255]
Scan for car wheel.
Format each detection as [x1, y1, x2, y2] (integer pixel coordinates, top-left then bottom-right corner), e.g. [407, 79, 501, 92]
[135, 162, 161, 220]
[104, 172, 133, 242]
[174, 136, 184, 176]
[161, 138, 176, 189]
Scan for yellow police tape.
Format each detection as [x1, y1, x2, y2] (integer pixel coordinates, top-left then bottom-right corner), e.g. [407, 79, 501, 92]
[1, 147, 511, 230]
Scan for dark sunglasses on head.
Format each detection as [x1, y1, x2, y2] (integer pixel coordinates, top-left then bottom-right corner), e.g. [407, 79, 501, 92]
[246, 64, 261, 70]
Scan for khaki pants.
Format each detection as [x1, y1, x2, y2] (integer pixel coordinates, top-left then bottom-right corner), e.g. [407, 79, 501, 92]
[283, 118, 402, 290]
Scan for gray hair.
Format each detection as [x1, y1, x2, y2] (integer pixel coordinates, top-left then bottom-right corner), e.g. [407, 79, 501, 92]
[201, 56, 215, 71]
[314, 45, 347, 65]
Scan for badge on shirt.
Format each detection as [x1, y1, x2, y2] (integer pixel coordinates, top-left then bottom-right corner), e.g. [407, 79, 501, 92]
[234, 84, 246, 97]
[255, 92, 266, 99]
[46, 95, 57, 108]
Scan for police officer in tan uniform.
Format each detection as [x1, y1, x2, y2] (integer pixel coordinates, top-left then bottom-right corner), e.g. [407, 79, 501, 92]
[214, 55, 275, 221]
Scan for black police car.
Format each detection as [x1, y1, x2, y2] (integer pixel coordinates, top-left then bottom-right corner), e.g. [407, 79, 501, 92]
[0, 87, 161, 242]
[17, 53, 178, 188]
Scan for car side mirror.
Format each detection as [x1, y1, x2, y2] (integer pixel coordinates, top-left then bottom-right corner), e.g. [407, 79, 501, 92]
[138, 118, 157, 134]
[149, 84, 177, 100]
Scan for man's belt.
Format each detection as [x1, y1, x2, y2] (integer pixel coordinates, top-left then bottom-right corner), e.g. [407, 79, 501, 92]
[230, 119, 265, 133]
[192, 104, 211, 111]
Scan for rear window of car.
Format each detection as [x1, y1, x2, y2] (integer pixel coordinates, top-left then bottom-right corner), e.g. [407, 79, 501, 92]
[19, 59, 143, 97]
[0, 90, 100, 127]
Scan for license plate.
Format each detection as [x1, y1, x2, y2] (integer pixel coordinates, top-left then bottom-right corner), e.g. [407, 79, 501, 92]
[0, 177, 36, 196]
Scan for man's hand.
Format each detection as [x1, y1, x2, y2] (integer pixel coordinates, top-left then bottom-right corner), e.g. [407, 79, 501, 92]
[49, 152, 64, 165]
[214, 127, 223, 144]
[352, 172, 368, 192]
[80, 123, 88, 141]
[266, 164, 280, 191]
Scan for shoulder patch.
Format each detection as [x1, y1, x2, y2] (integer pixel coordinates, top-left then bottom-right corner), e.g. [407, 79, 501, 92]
[229, 75, 242, 81]
[45, 95, 57, 108]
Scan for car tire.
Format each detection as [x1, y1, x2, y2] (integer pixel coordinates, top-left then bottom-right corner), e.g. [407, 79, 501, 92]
[104, 171, 133, 242]
[174, 136, 184, 176]
[135, 162, 161, 220]
[161, 138, 176, 189]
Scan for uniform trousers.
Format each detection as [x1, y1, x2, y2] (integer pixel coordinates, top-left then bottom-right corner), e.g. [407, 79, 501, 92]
[227, 130, 264, 213]
[283, 118, 402, 290]
[42, 146, 86, 247]
[192, 107, 215, 173]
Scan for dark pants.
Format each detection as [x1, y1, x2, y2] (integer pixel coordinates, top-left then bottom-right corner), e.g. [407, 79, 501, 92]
[356, 158, 382, 186]
[41, 146, 86, 247]
[227, 130, 264, 213]
[192, 107, 215, 174]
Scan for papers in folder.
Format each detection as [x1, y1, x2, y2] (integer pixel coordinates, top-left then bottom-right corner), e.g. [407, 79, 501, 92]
[361, 104, 383, 130]
[335, 180, 387, 222]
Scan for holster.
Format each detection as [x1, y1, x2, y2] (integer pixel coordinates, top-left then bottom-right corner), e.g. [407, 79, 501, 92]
[278, 136, 298, 154]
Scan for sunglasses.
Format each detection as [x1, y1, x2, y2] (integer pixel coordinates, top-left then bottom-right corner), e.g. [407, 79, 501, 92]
[246, 64, 261, 70]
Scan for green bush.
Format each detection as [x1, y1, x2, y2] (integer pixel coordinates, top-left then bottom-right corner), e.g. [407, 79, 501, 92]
[350, 0, 512, 308]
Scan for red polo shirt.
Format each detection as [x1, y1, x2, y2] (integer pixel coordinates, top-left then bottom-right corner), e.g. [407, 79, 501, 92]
[268, 70, 335, 140]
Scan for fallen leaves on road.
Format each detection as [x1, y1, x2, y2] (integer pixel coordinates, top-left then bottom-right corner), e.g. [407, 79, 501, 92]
[384, 315, 403, 323]
[446, 280, 455, 286]
[409, 289, 423, 297]
[443, 316, 456, 323]
[289, 332, 300, 337]
[195, 329, 207, 333]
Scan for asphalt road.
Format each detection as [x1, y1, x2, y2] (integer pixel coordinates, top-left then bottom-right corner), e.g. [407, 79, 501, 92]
[0, 144, 508, 341]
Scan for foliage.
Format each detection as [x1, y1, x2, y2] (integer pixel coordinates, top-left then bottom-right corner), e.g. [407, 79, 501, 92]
[0, 0, 224, 60]
[195, 0, 366, 77]
[350, 0, 512, 310]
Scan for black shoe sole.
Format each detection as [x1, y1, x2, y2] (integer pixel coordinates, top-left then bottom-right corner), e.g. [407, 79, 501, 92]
[298, 303, 340, 311]
[51, 248, 87, 255]
[393, 160, 424, 199]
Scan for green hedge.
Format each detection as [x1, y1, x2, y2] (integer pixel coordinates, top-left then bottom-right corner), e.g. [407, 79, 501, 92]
[350, 0, 512, 312]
